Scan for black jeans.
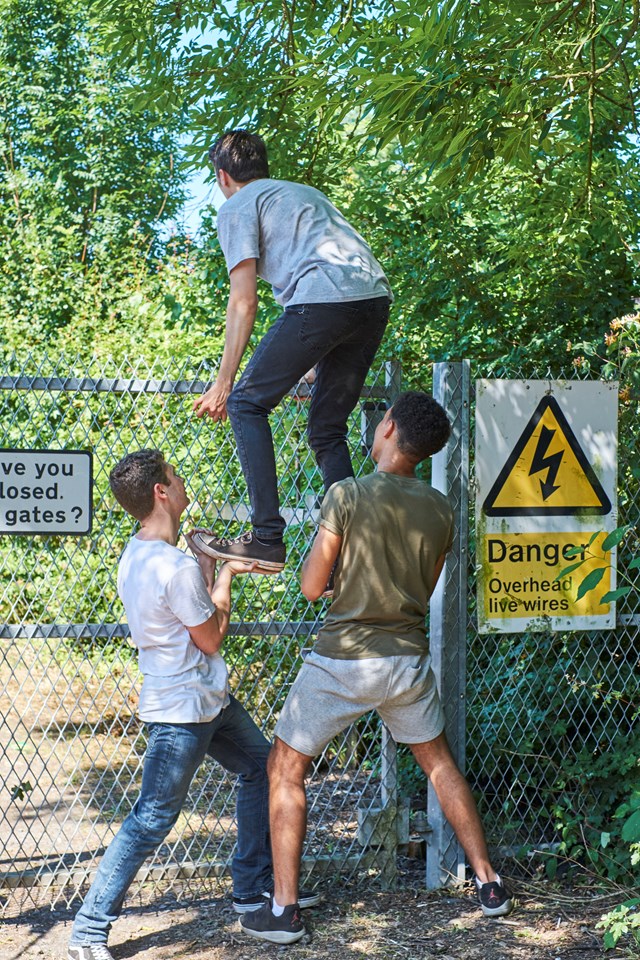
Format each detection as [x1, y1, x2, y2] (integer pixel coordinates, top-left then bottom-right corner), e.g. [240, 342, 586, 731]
[226, 296, 390, 540]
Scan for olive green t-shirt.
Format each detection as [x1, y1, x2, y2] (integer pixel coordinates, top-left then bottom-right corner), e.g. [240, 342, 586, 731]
[314, 472, 454, 659]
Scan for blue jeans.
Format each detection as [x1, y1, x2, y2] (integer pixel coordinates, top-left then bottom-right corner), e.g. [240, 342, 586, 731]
[70, 696, 271, 945]
[226, 296, 390, 540]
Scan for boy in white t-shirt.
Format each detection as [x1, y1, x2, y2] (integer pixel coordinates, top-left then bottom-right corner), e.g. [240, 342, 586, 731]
[68, 450, 318, 960]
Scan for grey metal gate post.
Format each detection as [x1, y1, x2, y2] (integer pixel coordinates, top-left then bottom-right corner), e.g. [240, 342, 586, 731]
[427, 360, 470, 887]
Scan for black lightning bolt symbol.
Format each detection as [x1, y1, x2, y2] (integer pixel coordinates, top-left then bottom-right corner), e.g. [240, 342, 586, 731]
[529, 426, 563, 500]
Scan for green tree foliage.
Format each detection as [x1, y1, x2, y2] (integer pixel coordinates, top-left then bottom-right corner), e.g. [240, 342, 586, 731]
[0, 0, 230, 357]
[337, 152, 635, 376]
[93, 0, 639, 181]
[92, 0, 639, 369]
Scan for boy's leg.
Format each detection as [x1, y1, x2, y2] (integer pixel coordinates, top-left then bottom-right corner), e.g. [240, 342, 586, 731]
[224, 308, 334, 543]
[377, 655, 512, 916]
[219, 298, 388, 544]
[205, 696, 272, 900]
[410, 734, 513, 916]
[409, 734, 495, 883]
[307, 296, 389, 492]
[70, 722, 211, 945]
[239, 738, 313, 946]
[260, 653, 382, 905]
[240, 655, 391, 944]
[267, 738, 314, 908]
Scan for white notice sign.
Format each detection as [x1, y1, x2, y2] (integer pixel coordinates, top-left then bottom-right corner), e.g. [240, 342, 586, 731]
[0, 450, 93, 535]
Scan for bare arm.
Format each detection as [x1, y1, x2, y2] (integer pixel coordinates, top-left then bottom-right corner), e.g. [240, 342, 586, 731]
[193, 259, 258, 422]
[300, 525, 343, 601]
[184, 534, 256, 655]
[187, 562, 235, 655]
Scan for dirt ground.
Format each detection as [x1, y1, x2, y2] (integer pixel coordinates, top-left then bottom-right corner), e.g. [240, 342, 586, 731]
[2, 863, 637, 960]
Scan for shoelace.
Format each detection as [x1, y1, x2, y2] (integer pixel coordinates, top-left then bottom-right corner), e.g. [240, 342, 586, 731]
[87, 946, 114, 960]
[209, 532, 253, 547]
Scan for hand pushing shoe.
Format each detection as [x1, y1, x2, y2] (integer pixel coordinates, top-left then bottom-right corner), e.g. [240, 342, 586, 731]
[191, 530, 286, 572]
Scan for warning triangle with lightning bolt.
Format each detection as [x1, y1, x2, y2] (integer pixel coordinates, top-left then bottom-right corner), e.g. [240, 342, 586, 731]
[483, 395, 611, 516]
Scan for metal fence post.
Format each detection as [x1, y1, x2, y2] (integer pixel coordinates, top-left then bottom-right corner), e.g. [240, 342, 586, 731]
[426, 360, 470, 887]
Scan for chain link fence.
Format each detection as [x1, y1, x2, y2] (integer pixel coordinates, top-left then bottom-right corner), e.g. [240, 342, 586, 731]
[1, 352, 637, 918]
[0, 353, 405, 917]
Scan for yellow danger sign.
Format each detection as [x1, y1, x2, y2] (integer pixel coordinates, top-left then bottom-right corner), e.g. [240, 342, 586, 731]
[484, 395, 611, 516]
[482, 531, 611, 620]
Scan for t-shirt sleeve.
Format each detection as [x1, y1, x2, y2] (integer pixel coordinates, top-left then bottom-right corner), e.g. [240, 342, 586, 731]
[217, 197, 261, 274]
[319, 479, 357, 537]
[164, 561, 216, 628]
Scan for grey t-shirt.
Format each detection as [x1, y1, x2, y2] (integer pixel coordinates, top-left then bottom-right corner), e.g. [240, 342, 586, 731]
[314, 472, 454, 659]
[216, 179, 392, 307]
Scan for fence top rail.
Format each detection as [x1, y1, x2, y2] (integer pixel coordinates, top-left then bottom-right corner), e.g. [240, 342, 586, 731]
[0, 375, 394, 399]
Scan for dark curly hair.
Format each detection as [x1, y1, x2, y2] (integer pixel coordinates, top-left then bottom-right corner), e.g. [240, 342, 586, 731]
[209, 129, 269, 182]
[109, 449, 170, 521]
[389, 392, 451, 463]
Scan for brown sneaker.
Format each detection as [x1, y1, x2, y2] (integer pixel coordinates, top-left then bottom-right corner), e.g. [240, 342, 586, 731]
[191, 529, 286, 572]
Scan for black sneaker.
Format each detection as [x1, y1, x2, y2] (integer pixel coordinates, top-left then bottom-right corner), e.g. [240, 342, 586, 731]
[68, 945, 115, 960]
[240, 900, 306, 944]
[476, 875, 513, 917]
[233, 888, 321, 914]
[191, 530, 286, 572]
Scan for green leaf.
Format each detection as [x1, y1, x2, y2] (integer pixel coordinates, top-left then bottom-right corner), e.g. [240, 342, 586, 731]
[576, 566, 606, 601]
[602, 930, 618, 949]
[600, 587, 631, 603]
[554, 559, 587, 581]
[601, 525, 631, 551]
[622, 809, 640, 844]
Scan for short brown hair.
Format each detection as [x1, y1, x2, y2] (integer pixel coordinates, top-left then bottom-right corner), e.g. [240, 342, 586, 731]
[109, 450, 170, 521]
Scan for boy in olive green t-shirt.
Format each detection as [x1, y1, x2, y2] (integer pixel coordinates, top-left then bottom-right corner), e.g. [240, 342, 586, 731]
[240, 392, 513, 945]
[315, 470, 453, 659]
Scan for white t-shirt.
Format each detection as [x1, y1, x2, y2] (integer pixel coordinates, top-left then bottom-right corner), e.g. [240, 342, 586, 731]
[217, 179, 392, 307]
[117, 537, 229, 723]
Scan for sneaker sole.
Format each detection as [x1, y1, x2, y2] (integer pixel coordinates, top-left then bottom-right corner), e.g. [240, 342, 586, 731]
[191, 535, 285, 572]
[240, 923, 306, 945]
[234, 892, 321, 913]
[298, 892, 321, 909]
[481, 899, 513, 917]
[233, 901, 265, 914]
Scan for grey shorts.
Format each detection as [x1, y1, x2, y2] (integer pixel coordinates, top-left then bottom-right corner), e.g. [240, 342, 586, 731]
[275, 651, 445, 757]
